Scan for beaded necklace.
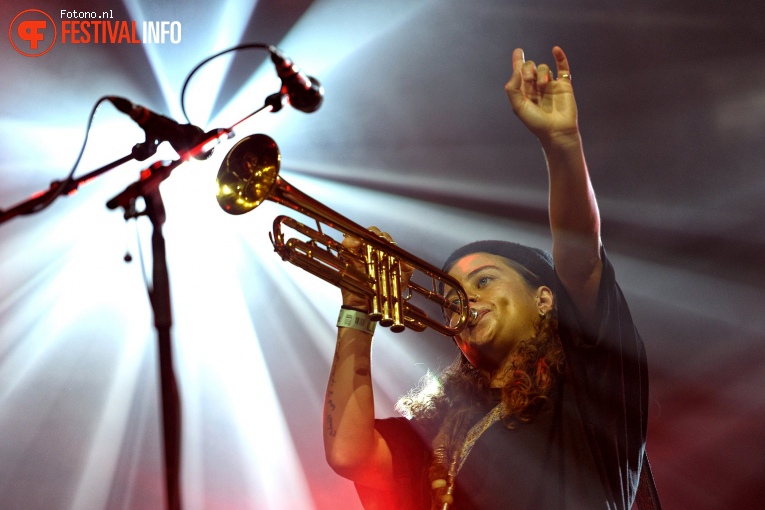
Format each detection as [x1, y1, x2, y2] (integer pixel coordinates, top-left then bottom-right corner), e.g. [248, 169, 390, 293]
[431, 402, 508, 509]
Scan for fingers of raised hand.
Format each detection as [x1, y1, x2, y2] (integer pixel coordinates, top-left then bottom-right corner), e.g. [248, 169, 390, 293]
[511, 47, 525, 73]
[505, 48, 527, 108]
[521, 60, 541, 101]
[521, 60, 537, 82]
[536, 64, 552, 87]
[550, 46, 571, 83]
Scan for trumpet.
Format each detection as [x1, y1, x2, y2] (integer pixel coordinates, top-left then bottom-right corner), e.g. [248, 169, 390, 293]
[215, 134, 476, 336]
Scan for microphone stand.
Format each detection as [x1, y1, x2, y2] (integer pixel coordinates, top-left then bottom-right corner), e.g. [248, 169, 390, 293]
[105, 92, 284, 510]
[0, 89, 285, 509]
[0, 142, 158, 225]
[108, 158, 183, 510]
[0, 84, 280, 225]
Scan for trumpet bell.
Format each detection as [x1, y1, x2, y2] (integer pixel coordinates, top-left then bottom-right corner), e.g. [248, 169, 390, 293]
[216, 134, 281, 215]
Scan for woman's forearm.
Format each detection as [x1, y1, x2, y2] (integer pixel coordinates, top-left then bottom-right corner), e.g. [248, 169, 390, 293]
[323, 326, 379, 477]
[543, 133, 601, 272]
[542, 133, 604, 318]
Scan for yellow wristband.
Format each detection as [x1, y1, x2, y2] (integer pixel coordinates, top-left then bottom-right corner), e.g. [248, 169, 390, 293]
[337, 308, 376, 335]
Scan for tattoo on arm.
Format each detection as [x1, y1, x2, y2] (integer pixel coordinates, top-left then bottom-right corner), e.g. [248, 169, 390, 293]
[326, 350, 339, 436]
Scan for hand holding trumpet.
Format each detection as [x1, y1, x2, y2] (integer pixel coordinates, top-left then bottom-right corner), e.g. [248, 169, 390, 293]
[340, 227, 414, 320]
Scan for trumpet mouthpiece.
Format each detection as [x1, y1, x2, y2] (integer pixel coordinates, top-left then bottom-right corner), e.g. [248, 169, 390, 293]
[468, 307, 479, 326]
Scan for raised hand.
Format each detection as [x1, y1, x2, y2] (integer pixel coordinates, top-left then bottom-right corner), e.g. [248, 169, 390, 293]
[504, 46, 579, 146]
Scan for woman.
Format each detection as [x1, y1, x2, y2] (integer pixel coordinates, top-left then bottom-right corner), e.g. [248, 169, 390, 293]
[323, 46, 648, 509]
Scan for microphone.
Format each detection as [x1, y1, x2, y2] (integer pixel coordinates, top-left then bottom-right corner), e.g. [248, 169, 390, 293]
[107, 96, 211, 159]
[269, 49, 324, 113]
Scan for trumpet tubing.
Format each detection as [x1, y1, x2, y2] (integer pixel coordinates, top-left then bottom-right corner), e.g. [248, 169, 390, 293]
[216, 134, 473, 336]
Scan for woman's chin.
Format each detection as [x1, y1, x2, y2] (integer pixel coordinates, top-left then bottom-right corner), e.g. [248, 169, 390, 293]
[470, 320, 494, 345]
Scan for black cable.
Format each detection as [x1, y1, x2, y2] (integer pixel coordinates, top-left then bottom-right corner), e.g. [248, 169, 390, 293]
[179, 42, 275, 124]
[30, 96, 110, 214]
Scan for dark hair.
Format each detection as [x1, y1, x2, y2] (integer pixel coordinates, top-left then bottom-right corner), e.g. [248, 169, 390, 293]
[396, 307, 564, 426]
[442, 240, 555, 286]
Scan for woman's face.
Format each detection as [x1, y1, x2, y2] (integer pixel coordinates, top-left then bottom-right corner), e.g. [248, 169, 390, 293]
[445, 253, 550, 373]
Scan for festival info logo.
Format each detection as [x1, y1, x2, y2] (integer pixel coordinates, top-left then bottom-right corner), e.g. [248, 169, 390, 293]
[9, 9, 57, 57]
[9, 9, 182, 57]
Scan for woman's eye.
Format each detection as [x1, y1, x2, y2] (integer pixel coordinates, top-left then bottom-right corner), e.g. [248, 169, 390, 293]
[477, 276, 491, 288]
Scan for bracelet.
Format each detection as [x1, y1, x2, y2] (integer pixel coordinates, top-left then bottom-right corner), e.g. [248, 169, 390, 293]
[337, 307, 376, 335]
